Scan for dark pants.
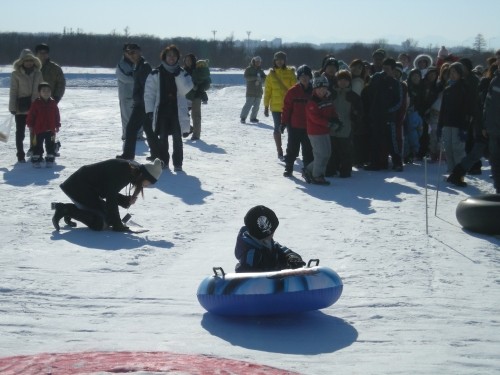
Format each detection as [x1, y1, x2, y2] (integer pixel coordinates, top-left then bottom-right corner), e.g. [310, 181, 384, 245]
[156, 110, 183, 168]
[32, 131, 56, 161]
[489, 135, 500, 193]
[327, 136, 353, 177]
[15, 114, 27, 159]
[284, 127, 313, 170]
[121, 105, 154, 158]
[369, 120, 402, 168]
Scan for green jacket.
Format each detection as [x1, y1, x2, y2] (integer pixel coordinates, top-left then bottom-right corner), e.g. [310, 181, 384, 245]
[244, 64, 266, 98]
[41, 59, 66, 102]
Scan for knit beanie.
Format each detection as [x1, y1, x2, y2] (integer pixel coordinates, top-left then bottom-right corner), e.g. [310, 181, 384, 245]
[244, 205, 279, 240]
[38, 82, 51, 92]
[312, 75, 329, 88]
[438, 46, 449, 59]
[323, 57, 339, 71]
[140, 158, 163, 184]
[273, 51, 287, 61]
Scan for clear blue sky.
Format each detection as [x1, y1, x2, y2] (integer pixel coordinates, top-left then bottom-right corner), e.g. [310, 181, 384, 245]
[3, 0, 499, 50]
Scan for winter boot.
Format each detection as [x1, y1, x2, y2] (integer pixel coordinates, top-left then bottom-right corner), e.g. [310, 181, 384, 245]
[52, 203, 69, 231]
[273, 133, 283, 160]
[52, 203, 105, 231]
[447, 164, 467, 187]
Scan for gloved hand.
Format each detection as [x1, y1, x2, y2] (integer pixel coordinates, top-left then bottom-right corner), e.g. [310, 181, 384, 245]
[264, 107, 269, 117]
[287, 254, 306, 269]
[146, 112, 153, 121]
[329, 117, 343, 132]
[459, 129, 468, 142]
[280, 124, 287, 134]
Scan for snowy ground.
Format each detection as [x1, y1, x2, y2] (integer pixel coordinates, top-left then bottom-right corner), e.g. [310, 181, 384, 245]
[0, 74, 499, 374]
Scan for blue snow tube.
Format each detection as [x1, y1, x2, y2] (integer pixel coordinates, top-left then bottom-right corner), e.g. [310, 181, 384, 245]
[456, 194, 500, 235]
[197, 260, 343, 316]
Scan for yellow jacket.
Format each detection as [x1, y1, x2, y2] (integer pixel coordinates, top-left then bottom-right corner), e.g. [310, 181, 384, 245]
[264, 67, 296, 112]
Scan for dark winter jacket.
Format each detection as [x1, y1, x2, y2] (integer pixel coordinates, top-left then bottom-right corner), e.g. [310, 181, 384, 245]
[438, 79, 470, 130]
[132, 57, 152, 107]
[333, 87, 362, 138]
[60, 159, 136, 228]
[40, 59, 66, 102]
[367, 71, 402, 124]
[483, 71, 500, 136]
[234, 226, 302, 273]
[281, 83, 312, 129]
[26, 97, 60, 135]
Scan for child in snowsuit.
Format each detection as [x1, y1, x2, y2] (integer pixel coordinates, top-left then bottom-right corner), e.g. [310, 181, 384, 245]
[303, 75, 340, 185]
[234, 205, 305, 273]
[26, 82, 60, 167]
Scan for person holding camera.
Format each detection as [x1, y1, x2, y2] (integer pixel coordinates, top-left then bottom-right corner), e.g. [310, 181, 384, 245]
[52, 158, 163, 232]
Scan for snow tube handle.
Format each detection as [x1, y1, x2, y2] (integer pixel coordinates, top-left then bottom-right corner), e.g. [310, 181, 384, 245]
[307, 259, 320, 267]
[212, 267, 225, 278]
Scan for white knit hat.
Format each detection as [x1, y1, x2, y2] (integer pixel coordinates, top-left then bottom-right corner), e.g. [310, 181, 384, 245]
[141, 158, 163, 184]
[438, 46, 449, 59]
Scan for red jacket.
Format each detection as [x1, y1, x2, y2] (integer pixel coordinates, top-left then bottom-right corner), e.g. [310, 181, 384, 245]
[281, 83, 312, 129]
[27, 97, 60, 135]
[306, 95, 338, 135]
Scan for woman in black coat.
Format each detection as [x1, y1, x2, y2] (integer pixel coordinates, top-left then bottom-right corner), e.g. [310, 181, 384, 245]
[52, 158, 163, 231]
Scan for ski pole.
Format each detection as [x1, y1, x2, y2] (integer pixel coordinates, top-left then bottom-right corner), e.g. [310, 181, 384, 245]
[434, 140, 444, 216]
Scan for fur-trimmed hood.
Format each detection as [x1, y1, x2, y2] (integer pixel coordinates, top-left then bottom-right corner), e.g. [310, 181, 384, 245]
[413, 54, 433, 69]
[13, 49, 42, 72]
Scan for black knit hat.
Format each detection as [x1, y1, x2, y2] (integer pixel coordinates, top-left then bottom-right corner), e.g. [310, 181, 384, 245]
[323, 57, 339, 71]
[244, 205, 279, 239]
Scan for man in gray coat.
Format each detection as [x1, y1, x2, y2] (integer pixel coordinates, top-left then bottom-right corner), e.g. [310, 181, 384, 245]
[116, 44, 135, 140]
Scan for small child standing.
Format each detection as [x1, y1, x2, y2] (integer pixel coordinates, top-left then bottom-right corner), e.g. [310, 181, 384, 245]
[26, 82, 60, 167]
[303, 75, 340, 185]
[234, 205, 305, 273]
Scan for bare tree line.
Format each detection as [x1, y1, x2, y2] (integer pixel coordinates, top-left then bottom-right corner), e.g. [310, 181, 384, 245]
[0, 32, 494, 70]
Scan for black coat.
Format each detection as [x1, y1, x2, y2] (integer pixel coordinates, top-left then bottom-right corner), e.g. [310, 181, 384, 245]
[132, 57, 152, 107]
[60, 159, 135, 227]
[438, 80, 470, 130]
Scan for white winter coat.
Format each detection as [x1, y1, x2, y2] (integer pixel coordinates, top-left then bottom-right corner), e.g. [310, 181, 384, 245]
[144, 68, 193, 133]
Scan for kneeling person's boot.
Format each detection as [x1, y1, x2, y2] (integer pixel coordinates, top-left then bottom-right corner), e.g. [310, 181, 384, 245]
[52, 203, 69, 231]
